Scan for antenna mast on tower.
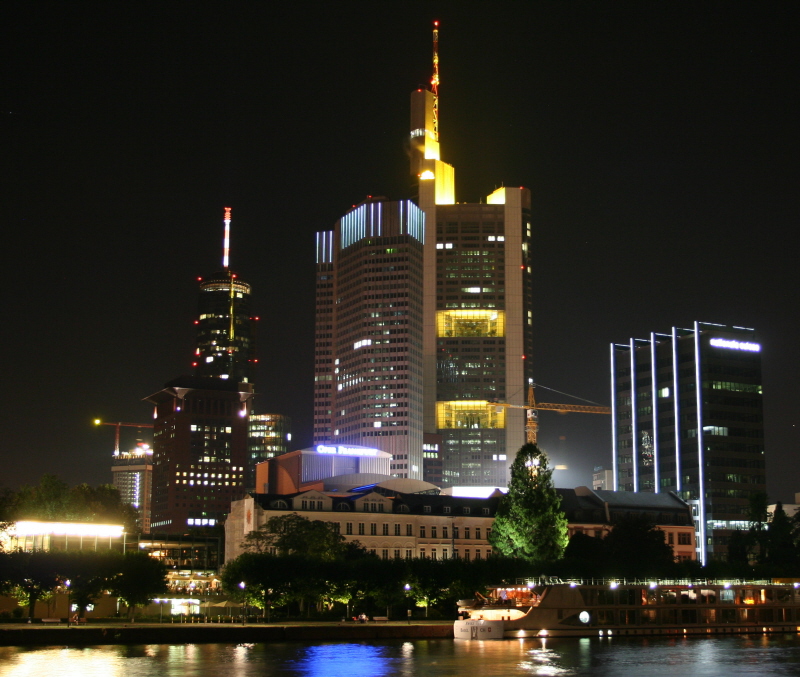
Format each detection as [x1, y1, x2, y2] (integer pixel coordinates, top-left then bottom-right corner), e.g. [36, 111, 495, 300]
[431, 21, 440, 141]
[222, 207, 232, 268]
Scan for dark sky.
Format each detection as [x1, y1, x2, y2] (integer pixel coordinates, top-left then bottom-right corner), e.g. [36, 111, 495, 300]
[3, 2, 798, 500]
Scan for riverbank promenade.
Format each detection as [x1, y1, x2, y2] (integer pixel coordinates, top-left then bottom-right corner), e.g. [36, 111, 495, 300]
[0, 620, 453, 646]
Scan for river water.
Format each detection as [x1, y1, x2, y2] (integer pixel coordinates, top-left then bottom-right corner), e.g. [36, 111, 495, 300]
[3, 635, 800, 676]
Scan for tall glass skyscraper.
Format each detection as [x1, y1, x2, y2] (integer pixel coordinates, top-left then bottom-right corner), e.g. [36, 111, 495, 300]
[193, 269, 256, 383]
[610, 322, 765, 563]
[313, 26, 534, 486]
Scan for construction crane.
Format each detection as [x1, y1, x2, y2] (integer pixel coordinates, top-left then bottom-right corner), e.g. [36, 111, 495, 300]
[494, 384, 611, 445]
[94, 420, 154, 455]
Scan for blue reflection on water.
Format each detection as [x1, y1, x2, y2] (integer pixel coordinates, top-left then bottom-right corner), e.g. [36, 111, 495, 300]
[286, 643, 398, 677]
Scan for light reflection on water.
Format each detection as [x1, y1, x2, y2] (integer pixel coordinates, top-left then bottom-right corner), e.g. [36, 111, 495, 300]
[2, 635, 800, 676]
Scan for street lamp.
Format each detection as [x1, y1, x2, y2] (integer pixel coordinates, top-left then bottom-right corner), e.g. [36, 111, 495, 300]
[239, 582, 246, 625]
[65, 580, 71, 627]
[404, 584, 411, 624]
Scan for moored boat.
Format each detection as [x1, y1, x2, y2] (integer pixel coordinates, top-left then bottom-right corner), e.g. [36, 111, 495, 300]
[454, 578, 800, 639]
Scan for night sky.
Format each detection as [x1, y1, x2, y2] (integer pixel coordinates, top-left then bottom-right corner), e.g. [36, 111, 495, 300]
[3, 2, 798, 501]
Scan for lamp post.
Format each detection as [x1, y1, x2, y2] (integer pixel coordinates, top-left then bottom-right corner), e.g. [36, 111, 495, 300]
[404, 584, 411, 624]
[239, 582, 246, 625]
[65, 580, 71, 627]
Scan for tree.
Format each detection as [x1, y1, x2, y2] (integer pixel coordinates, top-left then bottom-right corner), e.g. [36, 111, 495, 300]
[603, 514, 676, 578]
[766, 502, 797, 573]
[221, 552, 295, 620]
[559, 532, 607, 578]
[748, 490, 770, 565]
[489, 444, 568, 563]
[7, 475, 138, 532]
[61, 552, 118, 619]
[5, 550, 66, 621]
[242, 513, 350, 560]
[108, 552, 168, 620]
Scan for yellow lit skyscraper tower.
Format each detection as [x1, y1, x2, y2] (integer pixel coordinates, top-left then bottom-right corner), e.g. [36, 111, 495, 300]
[314, 23, 534, 486]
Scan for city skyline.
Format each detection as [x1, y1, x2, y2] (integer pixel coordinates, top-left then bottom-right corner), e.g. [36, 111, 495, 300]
[3, 4, 797, 501]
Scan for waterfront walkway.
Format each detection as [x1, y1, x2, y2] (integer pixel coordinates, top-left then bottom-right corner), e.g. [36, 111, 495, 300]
[0, 621, 453, 646]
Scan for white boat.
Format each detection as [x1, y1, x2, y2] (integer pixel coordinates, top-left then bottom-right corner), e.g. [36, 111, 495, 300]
[454, 578, 800, 639]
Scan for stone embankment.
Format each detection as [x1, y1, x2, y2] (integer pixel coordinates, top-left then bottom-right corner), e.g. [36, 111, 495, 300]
[0, 621, 453, 646]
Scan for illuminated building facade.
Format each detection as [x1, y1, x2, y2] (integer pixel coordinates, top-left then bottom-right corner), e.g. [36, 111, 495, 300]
[314, 26, 533, 487]
[146, 376, 254, 530]
[611, 322, 765, 563]
[314, 198, 426, 478]
[111, 442, 153, 532]
[192, 208, 257, 383]
[247, 413, 292, 490]
[193, 270, 256, 383]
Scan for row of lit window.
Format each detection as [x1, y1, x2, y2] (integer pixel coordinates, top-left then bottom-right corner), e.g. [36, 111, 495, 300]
[190, 425, 232, 433]
[176, 471, 240, 479]
[177, 479, 240, 486]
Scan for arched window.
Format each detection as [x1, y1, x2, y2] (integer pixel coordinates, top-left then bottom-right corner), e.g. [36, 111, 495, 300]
[335, 503, 351, 511]
[272, 499, 288, 509]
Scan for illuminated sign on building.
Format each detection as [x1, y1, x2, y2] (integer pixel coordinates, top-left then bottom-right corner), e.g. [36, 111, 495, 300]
[709, 338, 761, 352]
[316, 445, 379, 457]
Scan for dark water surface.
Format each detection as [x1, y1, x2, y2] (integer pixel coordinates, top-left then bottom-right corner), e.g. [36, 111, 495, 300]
[3, 635, 800, 676]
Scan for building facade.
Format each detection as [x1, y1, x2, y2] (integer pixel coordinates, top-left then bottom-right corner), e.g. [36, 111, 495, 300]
[313, 199, 426, 478]
[313, 30, 533, 488]
[193, 269, 257, 383]
[146, 376, 254, 530]
[111, 442, 153, 532]
[611, 322, 765, 563]
[246, 413, 292, 490]
[225, 485, 695, 564]
[225, 487, 499, 564]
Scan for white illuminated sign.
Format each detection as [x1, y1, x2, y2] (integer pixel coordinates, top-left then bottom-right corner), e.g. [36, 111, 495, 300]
[316, 445, 379, 457]
[709, 338, 761, 352]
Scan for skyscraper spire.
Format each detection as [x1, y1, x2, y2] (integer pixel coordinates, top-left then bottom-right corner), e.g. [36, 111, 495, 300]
[222, 206, 232, 269]
[431, 21, 440, 142]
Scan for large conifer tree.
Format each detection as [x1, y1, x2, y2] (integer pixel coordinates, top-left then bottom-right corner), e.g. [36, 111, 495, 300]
[490, 444, 568, 563]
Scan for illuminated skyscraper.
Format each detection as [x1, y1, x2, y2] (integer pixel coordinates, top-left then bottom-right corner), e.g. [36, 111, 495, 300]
[147, 376, 254, 530]
[314, 24, 534, 486]
[314, 198, 426, 476]
[611, 322, 765, 563]
[111, 442, 153, 532]
[247, 413, 292, 490]
[193, 208, 257, 383]
[148, 209, 257, 530]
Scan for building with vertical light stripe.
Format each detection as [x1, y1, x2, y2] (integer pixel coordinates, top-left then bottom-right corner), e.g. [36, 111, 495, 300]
[610, 322, 765, 563]
[313, 24, 534, 487]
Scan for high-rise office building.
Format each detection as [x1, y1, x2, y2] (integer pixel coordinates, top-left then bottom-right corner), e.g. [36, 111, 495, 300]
[147, 375, 254, 530]
[148, 209, 257, 530]
[313, 24, 533, 486]
[314, 198, 426, 476]
[111, 442, 153, 532]
[192, 208, 257, 384]
[610, 322, 765, 563]
[247, 413, 292, 490]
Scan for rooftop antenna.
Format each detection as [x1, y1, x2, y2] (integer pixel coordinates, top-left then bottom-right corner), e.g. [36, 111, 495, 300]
[222, 206, 232, 268]
[431, 21, 440, 142]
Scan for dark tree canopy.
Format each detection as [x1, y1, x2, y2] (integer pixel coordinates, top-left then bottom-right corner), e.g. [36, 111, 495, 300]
[5, 474, 139, 532]
[603, 514, 676, 578]
[489, 444, 568, 564]
[241, 513, 355, 560]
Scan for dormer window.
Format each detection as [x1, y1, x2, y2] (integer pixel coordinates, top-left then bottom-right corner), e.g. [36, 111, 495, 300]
[423, 505, 431, 514]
